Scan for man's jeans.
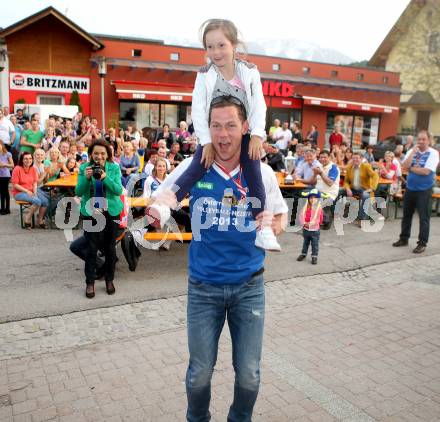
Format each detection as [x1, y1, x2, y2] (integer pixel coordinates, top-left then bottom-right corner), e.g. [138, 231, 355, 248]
[400, 188, 432, 246]
[350, 189, 372, 220]
[186, 273, 265, 422]
[302, 229, 320, 257]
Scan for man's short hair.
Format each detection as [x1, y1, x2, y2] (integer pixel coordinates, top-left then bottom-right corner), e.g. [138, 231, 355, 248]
[352, 151, 362, 157]
[319, 149, 330, 156]
[209, 95, 246, 125]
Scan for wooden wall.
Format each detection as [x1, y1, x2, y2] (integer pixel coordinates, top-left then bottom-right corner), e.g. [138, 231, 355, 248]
[6, 15, 91, 75]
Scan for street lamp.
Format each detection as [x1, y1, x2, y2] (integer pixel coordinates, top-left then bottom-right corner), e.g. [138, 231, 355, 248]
[98, 59, 107, 133]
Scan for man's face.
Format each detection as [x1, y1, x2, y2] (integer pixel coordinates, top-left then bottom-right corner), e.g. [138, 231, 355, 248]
[304, 151, 315, 163]
[158, 148, 167, 158]
[209, 106, 248, 165]
[31, 120, 38, 130]
[296, 146, 304, 157]
[417, 133, 429, 150]
[60, 142, 69, 155]
[171, 143, 180, 153]
[319, 153, 330, 166]
[282, 122, 289, 130]
[17, 110, 23, 117]
[352, 154, 361, 167]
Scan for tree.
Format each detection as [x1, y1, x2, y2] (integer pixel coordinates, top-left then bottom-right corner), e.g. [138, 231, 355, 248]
[69, 90, 82, 112]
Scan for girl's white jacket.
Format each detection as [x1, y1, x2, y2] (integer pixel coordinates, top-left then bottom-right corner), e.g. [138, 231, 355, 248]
[191, 60, 267, 146]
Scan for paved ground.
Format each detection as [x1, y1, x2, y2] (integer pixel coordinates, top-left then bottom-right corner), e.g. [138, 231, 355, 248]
[1, 201, 440, 322]
[1, 255, 440, 421]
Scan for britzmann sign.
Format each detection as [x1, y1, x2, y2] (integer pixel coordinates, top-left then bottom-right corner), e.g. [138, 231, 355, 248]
[10, 73, 90, 94]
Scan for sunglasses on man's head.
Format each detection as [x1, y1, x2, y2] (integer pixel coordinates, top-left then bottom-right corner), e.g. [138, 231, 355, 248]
[210, 95, 247, 118]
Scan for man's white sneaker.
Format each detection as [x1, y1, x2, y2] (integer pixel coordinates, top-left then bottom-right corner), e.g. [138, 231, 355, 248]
[148, 203, 171, 228]
[255, 227, 281, 252]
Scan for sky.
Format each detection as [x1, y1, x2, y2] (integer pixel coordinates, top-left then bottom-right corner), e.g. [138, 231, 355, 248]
[1, 0, 411, 61]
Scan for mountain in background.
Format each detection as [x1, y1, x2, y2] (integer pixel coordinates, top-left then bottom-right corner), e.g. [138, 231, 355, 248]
[164, 36, 354, 65]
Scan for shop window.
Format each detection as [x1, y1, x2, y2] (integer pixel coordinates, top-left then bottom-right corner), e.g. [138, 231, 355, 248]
[272, 63, 280, 71]
[37, 95, 64, 105]
[132, 49, 142, 57]
[331, 70, 338, 78]
[326, 112, 380, 148]
[170, 53, 180, 61]
[303, 66, 310, 74]
[428, 32, 439, 54]
[357, 73, 364, 81]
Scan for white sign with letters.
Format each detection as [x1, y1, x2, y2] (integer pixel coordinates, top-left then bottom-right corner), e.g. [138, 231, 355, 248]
[10, 72, 90, 94]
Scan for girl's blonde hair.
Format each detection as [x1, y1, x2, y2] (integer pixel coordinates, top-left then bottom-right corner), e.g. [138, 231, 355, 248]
[153, 157, 168, 178]
[33, 148, 45, 160]
[200, 19, 246, 57]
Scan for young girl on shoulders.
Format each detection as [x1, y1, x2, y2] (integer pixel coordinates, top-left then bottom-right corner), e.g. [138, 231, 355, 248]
[151, 19, 280, 251]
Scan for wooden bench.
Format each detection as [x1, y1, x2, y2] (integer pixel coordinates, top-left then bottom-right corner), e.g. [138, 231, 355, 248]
[432, 192, 440, 215]
[144, 231, 192, 241]
[15, 200, 35, 228]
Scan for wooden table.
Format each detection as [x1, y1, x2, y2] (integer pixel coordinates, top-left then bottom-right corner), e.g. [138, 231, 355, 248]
[45, 174, 78, 228]
[127, 197, 190, 208]
[275, 172, 307, 190]
[45, 173, 78, 188]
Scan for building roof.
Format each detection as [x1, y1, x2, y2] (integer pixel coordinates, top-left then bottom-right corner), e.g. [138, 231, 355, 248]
[92, 33, 164, 45]
[97, 57, 401, 94]
[369, 0, 426, 67]
[402, 90, 439, 106]
[0, 6, 104, 50]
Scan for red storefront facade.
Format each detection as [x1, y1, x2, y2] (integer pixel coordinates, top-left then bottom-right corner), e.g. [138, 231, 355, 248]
[0, 7, 401, 148]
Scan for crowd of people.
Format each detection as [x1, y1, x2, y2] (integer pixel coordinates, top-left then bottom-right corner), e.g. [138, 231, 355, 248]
[1, 106, 439, 255]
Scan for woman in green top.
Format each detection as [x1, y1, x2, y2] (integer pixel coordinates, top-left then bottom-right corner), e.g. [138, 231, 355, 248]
[75, 139, 123, 298]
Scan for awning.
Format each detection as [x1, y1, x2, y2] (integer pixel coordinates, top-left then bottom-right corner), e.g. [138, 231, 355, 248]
[112, 81, 193, 102]
[302, 95, 399, 114]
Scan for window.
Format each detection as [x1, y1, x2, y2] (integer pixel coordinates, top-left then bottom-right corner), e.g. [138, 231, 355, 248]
[357, 73, 364, 81]
[272, 63, 280, 71]
[170, 53, 180, 61]
[132, 49, 142, 57]
[37, 95, 64, 105]
[428, 32, 439, 54]
[303, 66, 310, 74]
[331, 70, 338, 78]
[383, 76, 389, 84]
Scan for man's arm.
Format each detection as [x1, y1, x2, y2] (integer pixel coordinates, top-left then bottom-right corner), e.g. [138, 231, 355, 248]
[410, 167, 431, 176]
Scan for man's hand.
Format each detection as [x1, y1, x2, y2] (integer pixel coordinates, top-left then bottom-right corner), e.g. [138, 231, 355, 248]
[255, 211, 287, 236]
[201, 143, 215, 169]
[155, 189, 178, 209]
[249, 135, 262, 160]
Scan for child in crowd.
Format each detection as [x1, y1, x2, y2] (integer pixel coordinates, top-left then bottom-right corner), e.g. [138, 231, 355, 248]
[63, 157, 79, 175]
[297, 189, 324, 265]
[364, 145, 375, 163]
[150, 19, 280, 251]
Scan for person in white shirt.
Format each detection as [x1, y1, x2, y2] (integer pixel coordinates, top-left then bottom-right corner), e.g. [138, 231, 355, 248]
[392, 130, 440, 253]
[272, 121, 292, 153]
[0, 109, 16, 150]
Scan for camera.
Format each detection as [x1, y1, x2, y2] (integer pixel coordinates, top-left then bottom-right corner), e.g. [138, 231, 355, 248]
[91, 163, 103, 180]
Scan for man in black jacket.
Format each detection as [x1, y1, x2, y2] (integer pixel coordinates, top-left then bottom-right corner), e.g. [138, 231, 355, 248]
[263, 142, 285, 172]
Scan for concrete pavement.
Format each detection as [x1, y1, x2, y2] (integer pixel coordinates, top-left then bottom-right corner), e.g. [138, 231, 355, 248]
[1, 255, 440, 421]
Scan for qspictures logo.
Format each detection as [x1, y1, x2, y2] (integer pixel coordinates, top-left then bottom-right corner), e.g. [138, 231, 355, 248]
[12, 74, 24, 87]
